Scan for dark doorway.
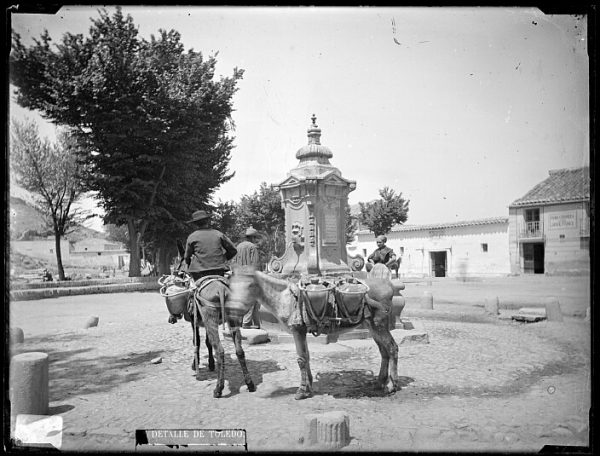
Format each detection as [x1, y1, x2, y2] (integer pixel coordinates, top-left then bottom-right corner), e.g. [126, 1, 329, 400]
[523, 243, 544, 274]
[430, 251, 447, 277]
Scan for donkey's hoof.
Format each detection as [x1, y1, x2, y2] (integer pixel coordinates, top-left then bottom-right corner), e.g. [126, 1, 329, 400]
[247, 381, 256, 392]
[191, 360, 197, 371]
[213, 390, 223, 398]
[208, 361, 215, 371]
[385, 383, 398, 394]
[294, 389, 313, 400]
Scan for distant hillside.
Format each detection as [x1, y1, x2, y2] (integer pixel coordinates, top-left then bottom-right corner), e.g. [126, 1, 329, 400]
[9, 196, 47, 237]
[9, 195, 106, 242]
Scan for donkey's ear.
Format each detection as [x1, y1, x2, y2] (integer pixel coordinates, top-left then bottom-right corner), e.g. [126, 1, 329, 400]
[176, 239, 185, 257]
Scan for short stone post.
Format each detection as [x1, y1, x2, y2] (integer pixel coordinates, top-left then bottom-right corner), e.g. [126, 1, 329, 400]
[421, 291, 433, 310]
[302, 412, 350, 449]
[544, 297, 563, 322]
[10, 328, 25, 344]
[389, 295, 406, 330]
[10, 352, 49, 417]
[303, 414, 319, 446]
[484, 297, 499, 315]
[84, 316, 99, 328]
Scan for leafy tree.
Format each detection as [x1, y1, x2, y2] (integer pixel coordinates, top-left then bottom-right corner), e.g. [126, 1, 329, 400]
[235, 183, 285, 268]
[359, 187, 409, 237]
[10, 120, 89, 280]
[345, 204, 358, 244]
[105, 223, 129, 248]
[10, 7, 243, 276]
[212, 200, 239, 240]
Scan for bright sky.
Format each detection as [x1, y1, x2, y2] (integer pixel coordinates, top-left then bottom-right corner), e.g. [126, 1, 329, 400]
[9, 6, 589, 232]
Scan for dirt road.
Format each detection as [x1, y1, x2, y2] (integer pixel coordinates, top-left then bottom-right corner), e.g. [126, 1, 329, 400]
[8, 280, 590, 452]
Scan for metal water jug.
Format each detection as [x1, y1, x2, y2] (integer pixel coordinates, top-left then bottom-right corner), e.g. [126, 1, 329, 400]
[302, 277, 333, 318]
[335, 278, 369, 316]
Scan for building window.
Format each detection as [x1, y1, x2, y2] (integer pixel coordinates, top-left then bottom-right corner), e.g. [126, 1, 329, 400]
[559, 234, 565, 242]
[525, 208, 540, 222]
[580, 238, 589, 250]
[524, 208, 541, 237]
[362, 249, 367, 257]
[49, 249, 53, 253]
[97, 252, 102, 256]
[481, 243, 488, 253]
[399, 247, 404, 256]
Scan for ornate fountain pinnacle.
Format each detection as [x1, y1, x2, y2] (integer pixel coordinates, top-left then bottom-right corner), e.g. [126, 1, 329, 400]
[307, 114, 321, 145]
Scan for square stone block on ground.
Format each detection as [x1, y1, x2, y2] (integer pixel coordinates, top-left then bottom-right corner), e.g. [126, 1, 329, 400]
[391, 328, 430, 346]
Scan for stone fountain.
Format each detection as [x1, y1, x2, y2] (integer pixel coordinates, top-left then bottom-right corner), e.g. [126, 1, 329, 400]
[268, 115, 365, 277]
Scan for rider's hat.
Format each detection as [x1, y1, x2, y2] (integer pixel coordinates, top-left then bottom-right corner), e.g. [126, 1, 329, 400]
[188, 210, 210, 223]
[245, 227, 259, 237]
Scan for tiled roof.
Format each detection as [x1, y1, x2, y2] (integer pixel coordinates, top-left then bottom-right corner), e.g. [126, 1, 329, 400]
[357, 216, 508, 235]
[510, 167, 590, 207]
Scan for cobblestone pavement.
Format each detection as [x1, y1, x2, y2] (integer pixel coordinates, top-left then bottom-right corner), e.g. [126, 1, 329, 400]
[9, 291, 590, 452]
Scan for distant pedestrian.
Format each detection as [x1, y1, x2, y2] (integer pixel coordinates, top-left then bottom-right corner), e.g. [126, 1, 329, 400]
[184, 210, 237, 281]
[232, 227, 262, 329]
[42, 268, 53, 282]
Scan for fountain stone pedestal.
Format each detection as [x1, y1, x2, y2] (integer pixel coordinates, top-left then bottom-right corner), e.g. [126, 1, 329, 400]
[269, 115, 364, 277]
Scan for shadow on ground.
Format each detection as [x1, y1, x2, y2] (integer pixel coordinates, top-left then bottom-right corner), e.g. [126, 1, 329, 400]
[11, 333, 162, 402]
[314, 370, 415, 398]
[50, 349, 162, 401]
[190, 356, 284, 397]
[392, 358, 587, 401]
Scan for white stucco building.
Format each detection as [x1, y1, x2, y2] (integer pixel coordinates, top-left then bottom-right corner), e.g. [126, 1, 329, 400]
[508, 167, 590, 275]
[353, 217, 510, 278]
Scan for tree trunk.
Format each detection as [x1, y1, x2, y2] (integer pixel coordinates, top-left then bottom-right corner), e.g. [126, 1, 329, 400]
[156, 245, 173, 276]
[127, 218, 141, 277]
[53, 230, 65, 280]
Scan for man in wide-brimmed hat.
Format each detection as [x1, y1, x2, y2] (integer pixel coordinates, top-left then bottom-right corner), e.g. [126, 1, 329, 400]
[231, 226, 262, 329]
[184, 209, 237, 281]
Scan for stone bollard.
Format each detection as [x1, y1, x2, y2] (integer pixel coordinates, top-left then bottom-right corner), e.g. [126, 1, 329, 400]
[389, 295, 406, 330]
[10, 328, 25, 344]
[484, 297, 499, 315]
[84, 316, 99, 328]
[421, 291, 433, 310]
[10, 352, 49, 417]
[303, 414, 320, 446]
[544, 297, 563, 322]
[302, 412, 350, 449]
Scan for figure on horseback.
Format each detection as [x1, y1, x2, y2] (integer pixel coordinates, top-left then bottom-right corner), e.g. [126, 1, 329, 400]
[162, 209, 256, 398]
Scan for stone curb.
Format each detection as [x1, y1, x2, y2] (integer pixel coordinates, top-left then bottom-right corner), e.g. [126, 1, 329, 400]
[11, 276, 157, 290]
[402, 309, 494, 324]
[10, 282, 159, 301]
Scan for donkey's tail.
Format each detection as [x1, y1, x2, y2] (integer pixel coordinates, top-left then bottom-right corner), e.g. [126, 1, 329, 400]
[219, 285, 227, 328]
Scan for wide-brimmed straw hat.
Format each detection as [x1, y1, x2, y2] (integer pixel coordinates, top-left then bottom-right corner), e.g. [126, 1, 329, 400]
[188, 210, 210, 223]
[245, 227, 259, 237]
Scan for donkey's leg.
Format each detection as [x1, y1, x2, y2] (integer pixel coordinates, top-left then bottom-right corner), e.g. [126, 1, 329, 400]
[191, 319, 200, 372]
[291, 325, 313, 400]
[200, 306, 226, 397]
[205, 333, 215, 371]
[231, 322, 256, 392]
[367, 316, 399, 393]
